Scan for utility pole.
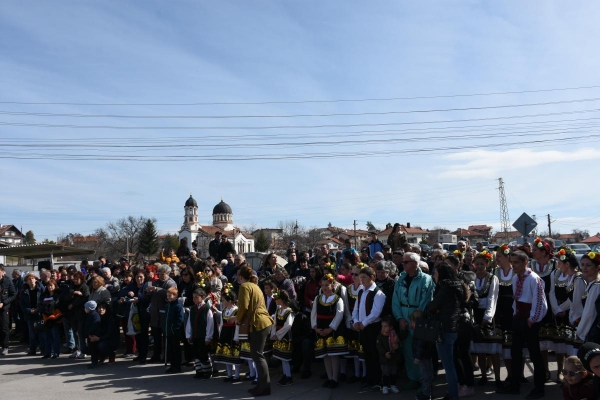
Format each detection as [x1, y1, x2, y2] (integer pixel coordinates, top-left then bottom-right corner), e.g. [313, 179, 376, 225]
[547, 214, 552, 237]
[353, 220, 357, 249]
[498, 178, 511, 241]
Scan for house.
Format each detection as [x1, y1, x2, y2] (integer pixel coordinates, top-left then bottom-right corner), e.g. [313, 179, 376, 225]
[557, 233, 580, 244]
[467, 225, 493, 241]
[377, 224, 429, 245]
[582, 234, 600, 246]
[0, 225, 23, 246]
[179, 196, 255, 257]
[316, 237, 345, 252]
[452, 228, 487, 243]
[492, 230, 522, 244]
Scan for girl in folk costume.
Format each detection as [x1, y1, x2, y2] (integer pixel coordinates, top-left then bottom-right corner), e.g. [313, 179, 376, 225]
[197, 270, 221, 373]
[311, 273, 347, 389]
[213, 284, 241, 382]
[493, 245, 515, 379]
[263, 280, 278, 318]
[271, 289, 295, 386]
[471, 251, 501, 388]
[344, 262, 367, 383]
[575, 252, 600, 343]
[550, 247, 583, 383]
[529, 237, 557, 379]
[185, 288, 215, 379]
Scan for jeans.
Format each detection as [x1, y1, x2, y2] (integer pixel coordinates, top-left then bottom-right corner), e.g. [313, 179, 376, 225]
[62, 316, 75, 350]
[417, 358, 433, 397]
[249, 325, 272, 390]
[43, 324, 61, 356]
[436, 332, 459, 400]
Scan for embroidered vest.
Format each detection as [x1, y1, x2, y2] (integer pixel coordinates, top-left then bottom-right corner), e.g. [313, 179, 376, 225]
[357, 286, 380, 316]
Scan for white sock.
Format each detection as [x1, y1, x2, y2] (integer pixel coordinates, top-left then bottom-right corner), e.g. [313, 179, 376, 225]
[234, 365, 240, 378]
[282, 361, 291, 377]
[354, 358, 361, 377]
[248, 361, 256, 378]
[226, 364, 233, 378]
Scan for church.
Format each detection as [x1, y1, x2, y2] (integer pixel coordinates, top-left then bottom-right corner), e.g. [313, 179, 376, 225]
[178, 195, 255, 257]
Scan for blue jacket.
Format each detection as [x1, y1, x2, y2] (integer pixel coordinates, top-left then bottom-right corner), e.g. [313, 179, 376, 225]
[368, 240, 384, 258]
[392, 268, 434, 324]
[20, 282, 45, 322]
[84, 309, 101, 338]
[164, 300, 184, 338]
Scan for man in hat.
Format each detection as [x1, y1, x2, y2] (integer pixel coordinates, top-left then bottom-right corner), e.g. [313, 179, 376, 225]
[217, 234, 236, 262]
[209, 231, 222, 260]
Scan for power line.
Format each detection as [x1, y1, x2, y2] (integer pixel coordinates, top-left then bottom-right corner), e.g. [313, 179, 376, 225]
[1, 108, 600, 130]
[1, 84, 599, 106]
[2, 97, 600, 119]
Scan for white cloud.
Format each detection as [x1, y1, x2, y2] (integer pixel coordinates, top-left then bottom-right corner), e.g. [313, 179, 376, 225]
[440, 148, 600, 179]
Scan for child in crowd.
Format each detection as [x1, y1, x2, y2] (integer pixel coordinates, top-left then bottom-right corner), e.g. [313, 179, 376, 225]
[271, 289, 295, 386]
[165, 287, 184, 373]
[376, 316, 401, 395]
[185, 288, 214, 379]
[213, 284, 241, 382]
[410, 310, 435, 400]
[561, 355, 596, 400]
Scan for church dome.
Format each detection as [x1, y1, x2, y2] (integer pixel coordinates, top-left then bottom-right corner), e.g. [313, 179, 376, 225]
[185, 195, 197, 208]
[213, 199, 232, 214]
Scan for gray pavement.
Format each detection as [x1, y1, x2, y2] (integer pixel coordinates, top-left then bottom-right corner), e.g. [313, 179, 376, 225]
[0, 339, 562, 400]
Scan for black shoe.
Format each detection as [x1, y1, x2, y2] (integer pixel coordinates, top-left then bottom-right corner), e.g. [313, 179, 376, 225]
[301, 371, 312, 380]
[88, 362, 98, 369]
[279, 376, 293, 386]
[132, 356, 140, 361]
[252, 378, 258, 385]
[329, 380, 339, 389]
[201, 373, 212, 380]
[278, 375, 288, 385]
[244, 374, 255, 381]
[149, 357, 161, 363]
[525, 389, 545, 400]
[338, 373, 347, 382]
[26, 350, 36, 356]
[165, 367, 182, 374]
[323, 379, 332, 388]
[232, 377, 241, 383]
[51, 354, 59, 359]
[223, 376, 234, 383]
[496, 386, 520, 395]
[41, 355, 51, 359]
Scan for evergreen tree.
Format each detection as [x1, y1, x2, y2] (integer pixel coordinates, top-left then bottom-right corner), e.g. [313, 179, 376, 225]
[161, 234, 180, 252]
[138, 219, 159, 258]
[254, 230, 270, 252]
[25, 230, 35, 244]
[366, 221, 378, 231]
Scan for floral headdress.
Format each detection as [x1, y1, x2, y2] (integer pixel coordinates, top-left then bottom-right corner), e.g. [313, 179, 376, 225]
[357, 262, 368, 270]
[222, 283, 234, 296]
[587, 251, 600, 263]
[195, 271, 206, 287]
[499, 244, 510, 255]
[272, 288, 282, 300]
[479, 250, 493, 260]
[325, 261, 336, 269]
[323, 273, 335, 283]
[533, 237, 544, 249]
[453, 249, 464, 257]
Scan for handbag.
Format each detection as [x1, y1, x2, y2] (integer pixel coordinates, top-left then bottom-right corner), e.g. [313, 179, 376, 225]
[33, 319, 45, 334]
[413, 317, 442, 343]
[126, 303, 141, 335]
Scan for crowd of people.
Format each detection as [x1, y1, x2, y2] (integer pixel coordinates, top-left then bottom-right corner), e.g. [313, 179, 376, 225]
[0, 231, 600, 400]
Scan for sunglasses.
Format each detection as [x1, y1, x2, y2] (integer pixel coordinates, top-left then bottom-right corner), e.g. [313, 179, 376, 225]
[562, 369, 583, 377]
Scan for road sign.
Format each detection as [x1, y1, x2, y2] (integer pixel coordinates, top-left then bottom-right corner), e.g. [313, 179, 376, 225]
[512, 213, 538, 236]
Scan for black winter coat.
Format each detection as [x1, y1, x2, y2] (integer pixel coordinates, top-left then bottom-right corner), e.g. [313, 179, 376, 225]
[84, 310, 101, 338]
[427, 279, 465, 333]
[0, 276, 16, 307]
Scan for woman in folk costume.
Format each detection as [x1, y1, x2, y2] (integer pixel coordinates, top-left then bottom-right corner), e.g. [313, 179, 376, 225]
[344, 261, 367, 383]
[470, 251, 501, 388]
[549, 247, 583, 383]
[493, 245, 516, 381]
[311, 273, 347, 389]
[575, 252, 600, 343]
[320, 268, 349, 380]
[213, 283, 241, 382]
[271, 289, 295, 386]
[529, 237, 557, 380]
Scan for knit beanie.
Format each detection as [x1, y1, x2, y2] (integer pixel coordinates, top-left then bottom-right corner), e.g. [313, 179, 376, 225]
[84, 301, 97, 311]
[577, 342, 600, 372]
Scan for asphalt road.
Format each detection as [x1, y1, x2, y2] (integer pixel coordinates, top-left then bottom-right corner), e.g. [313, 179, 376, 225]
[0, 338, 561, 400]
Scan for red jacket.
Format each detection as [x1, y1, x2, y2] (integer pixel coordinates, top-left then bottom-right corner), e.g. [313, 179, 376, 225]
[562, 376, 597, 400]
[304, 280, 321, 310]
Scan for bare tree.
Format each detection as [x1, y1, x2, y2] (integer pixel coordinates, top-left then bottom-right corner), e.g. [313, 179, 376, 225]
[95, 216, 154, 261]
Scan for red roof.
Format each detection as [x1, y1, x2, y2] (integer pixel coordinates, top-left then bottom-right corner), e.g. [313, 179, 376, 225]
[468, 225, 492, 232]
[493, 231, 522, 239]
[453, 228, 483, 237]
[582, 235, 600, 244]
[199, 225, 253, 239]
[378, 225, 429, 236]
[0, 225, 22, 237]
[557, 234, 579, 240]
[73, 235, 99, 243]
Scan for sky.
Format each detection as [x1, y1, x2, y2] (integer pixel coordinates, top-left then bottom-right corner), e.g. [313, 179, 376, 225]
[1, 1, 600, 241]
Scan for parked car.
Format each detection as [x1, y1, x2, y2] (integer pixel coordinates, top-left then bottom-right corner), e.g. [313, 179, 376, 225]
[569, 243, 592, 262]
[442, 243, 458, 254]
[592, 244, 600, 253]
[553, 239, 565, 248]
